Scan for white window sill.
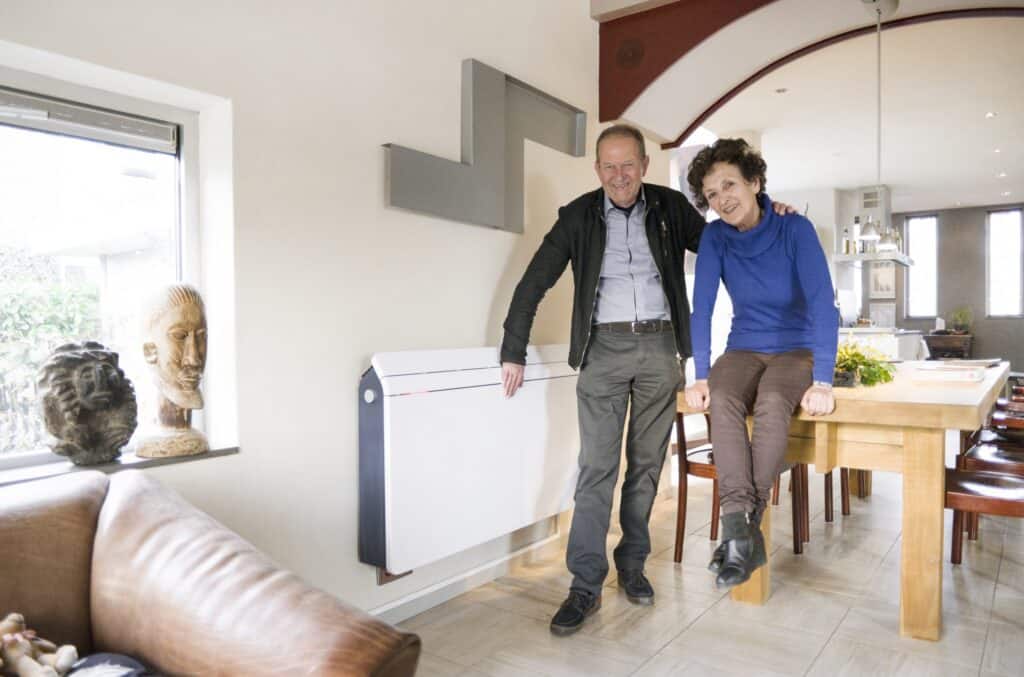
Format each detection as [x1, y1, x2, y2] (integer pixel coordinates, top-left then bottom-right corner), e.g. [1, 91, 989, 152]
[0, 447, 239, 488]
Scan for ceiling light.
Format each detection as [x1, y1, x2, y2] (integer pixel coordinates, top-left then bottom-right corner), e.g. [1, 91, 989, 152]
[985, 111, 997, 119]
[859, 216, 881, 241]
[877, 229, 898, 251]
[1002, 191, 1012, 197]
[998, 172, 1007, 178]
[995, 148, 1002, 153]
[855, 0, 898, 247]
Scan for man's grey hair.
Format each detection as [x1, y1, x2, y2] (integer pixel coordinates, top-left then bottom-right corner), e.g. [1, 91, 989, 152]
[595, 124, 647, 161]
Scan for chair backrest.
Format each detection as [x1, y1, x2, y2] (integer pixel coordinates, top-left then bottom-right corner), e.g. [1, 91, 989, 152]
[0, 471, 109, 652]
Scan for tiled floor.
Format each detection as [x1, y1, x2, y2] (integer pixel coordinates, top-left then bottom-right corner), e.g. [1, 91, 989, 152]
[402, 467, 1024, 676]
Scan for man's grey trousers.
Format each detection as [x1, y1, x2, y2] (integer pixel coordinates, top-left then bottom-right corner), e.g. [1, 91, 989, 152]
[566, 329, 680, 596]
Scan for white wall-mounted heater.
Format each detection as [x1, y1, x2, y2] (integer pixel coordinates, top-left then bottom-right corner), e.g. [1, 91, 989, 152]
[358, 344, 579, 579]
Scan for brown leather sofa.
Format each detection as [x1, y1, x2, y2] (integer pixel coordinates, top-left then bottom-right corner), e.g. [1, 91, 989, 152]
[0, 470, 420, 676]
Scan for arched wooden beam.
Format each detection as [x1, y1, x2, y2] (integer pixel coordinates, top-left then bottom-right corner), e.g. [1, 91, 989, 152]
[658, 8, 1024, 149]
[599, 0, 774, 125]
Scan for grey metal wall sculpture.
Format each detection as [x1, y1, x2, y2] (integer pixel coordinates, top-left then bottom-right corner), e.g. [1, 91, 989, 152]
[386, 59, 587, 233]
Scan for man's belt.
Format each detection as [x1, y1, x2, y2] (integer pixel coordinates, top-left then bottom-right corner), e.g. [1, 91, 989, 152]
[592, 320, 673, 334]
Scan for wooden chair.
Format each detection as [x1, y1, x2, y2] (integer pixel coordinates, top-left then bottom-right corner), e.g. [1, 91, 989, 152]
[672, 412, 849, 562]
[946, 468, 1024, 564]
[962, 442, 1024, 475]
[773, 465, 852, 522]
[957, 424, 1024, 539]
[991, 409, 1024, 442]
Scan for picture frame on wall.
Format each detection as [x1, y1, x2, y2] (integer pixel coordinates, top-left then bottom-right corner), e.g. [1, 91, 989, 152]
[869, 261, 896, 299]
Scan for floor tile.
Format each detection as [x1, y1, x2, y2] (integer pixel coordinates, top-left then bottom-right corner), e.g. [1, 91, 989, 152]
[990, 583, 1024, 627]
[833, 599, 988, 669]
[981, 621, 1024, 676]
[655, 609, 830, 676]
[806, 637, 979, 677]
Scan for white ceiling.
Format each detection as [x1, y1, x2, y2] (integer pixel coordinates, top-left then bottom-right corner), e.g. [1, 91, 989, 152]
[700, 16, 1024, 213]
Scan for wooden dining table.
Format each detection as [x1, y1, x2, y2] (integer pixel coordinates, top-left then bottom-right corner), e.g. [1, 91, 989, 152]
[677, 360, 1009, 640]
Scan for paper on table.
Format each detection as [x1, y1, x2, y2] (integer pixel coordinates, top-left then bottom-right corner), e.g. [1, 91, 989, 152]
[938, 358, 1001, 368]
[913, 362, 985, 383]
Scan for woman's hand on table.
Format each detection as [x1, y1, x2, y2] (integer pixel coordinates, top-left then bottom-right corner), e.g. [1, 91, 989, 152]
[685, 379, 711, 411]
[801, 383, 835, 416]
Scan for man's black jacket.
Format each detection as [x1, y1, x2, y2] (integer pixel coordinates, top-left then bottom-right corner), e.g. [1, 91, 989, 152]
[500, 182, 705, 369]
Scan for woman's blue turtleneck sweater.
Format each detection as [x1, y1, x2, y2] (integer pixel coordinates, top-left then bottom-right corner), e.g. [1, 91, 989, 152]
[690, 195, 839, 383]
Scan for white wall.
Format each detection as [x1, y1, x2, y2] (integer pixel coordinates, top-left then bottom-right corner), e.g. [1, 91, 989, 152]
[770, 187, 838, 261]
[0, 1, 677, 613]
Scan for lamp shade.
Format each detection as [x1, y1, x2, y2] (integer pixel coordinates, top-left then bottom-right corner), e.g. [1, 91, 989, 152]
[877, 229, 898, 251]
[859, 218, 881, 241]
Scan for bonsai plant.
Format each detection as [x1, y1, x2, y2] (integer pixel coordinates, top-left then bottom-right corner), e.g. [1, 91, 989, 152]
[834, 341, 896, 388]
[949, 306, 972, 334]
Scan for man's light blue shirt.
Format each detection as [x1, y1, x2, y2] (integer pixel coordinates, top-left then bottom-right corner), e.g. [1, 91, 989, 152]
[593, 189, 670, 323]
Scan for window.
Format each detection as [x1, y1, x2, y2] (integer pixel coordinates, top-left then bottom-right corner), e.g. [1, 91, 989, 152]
[988, 209, 1023, 317]
[0, 85, 185, 465]
[906, 215, 937, 317]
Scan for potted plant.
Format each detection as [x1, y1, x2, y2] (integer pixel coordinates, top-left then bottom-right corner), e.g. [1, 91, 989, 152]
[949, 306, 972, 335]
[834, 341, 896, 388]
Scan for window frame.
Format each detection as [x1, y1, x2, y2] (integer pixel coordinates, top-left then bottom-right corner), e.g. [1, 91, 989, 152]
[904, 213, 939, 320]
[985, 207, 1024, 319]
[0, 67, 202, 472]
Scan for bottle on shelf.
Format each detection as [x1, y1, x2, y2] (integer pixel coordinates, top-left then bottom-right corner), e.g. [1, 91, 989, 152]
[864, 216, 877, 253]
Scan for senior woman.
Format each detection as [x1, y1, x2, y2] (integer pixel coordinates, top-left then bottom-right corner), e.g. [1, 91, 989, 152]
[684, 138, 839, 589]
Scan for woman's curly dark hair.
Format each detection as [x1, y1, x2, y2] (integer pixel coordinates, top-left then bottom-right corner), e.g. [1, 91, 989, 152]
[686, 138, 767, 211]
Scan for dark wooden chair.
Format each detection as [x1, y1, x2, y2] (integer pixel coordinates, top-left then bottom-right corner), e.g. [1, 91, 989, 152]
[775, 465, 852, 520]
[946, 468, 1024, 564]
[672, 412, 849, 562]
[956, 424, 1024, 539]
[990, 409, 1024, 442]
[962, 442, 1024, 475]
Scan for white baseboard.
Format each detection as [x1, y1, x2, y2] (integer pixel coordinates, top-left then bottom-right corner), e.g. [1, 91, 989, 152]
[369, 530, 563, 624]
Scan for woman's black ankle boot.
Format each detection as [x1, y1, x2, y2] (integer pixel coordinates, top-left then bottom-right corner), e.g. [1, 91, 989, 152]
[715, 511, 767, 590]
[748, 506, 768, 570]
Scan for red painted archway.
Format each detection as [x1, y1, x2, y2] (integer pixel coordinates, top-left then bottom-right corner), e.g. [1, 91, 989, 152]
[598, 1, 1024, 148]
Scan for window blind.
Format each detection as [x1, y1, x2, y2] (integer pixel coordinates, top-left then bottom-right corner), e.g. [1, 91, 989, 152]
[0, 85, 178, 154]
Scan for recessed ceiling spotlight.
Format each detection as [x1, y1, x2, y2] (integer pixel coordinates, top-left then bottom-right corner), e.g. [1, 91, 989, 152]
[774, 87, 788, 94]
[956, 201, 962, 206]
[985, 111, 998, 119]
[998, 172, 1008, 178]
[1002, 191, 1012, 197]
[995, 148, 1002, 153]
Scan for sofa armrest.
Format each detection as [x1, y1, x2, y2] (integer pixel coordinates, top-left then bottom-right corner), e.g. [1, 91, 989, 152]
[0, 471, 109, 653]
[90, 471, 419, 676]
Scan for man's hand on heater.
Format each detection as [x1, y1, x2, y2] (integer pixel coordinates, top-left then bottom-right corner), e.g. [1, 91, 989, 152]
[502, 362, 525, 398]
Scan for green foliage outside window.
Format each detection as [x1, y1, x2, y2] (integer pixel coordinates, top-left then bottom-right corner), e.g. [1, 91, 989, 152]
[0, 247, 100, 455]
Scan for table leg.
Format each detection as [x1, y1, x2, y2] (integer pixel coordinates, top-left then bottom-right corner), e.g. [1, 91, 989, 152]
[731, 504, 771, 604]
[900, 427, 945, 640]
[849, 469, 873, 497]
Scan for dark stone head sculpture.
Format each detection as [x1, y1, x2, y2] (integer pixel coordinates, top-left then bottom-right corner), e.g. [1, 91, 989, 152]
[36, 341, 138, 465]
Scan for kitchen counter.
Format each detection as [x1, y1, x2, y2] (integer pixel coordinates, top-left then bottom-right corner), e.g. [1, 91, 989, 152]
[839, 327, 925, 360]
[840, 327, 922, 335]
